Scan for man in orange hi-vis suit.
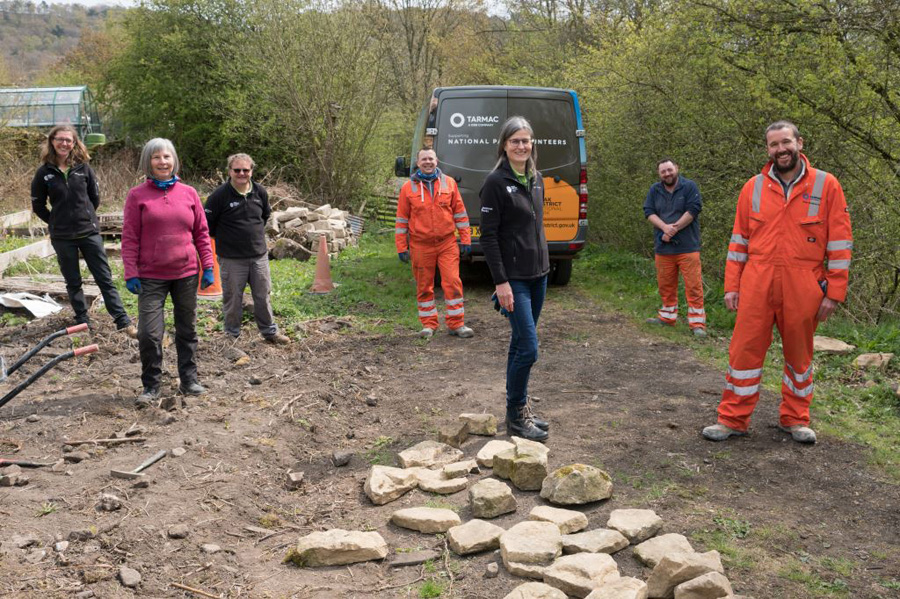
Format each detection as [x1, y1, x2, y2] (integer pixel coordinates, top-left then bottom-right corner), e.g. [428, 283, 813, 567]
[703, 121, 852, 444]
[396, 148, 473, 339]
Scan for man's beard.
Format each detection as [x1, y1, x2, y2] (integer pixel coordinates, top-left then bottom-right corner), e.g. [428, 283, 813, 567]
[773, 150, 799, 173]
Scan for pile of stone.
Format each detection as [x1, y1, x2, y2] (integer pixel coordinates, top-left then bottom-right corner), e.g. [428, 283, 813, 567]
[286, 412, 750, 599]
[266, 203, 357, 261]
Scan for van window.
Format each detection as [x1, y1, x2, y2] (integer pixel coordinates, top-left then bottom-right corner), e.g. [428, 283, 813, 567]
[509, 97, 578, 172]
[435, 96, 506, 173]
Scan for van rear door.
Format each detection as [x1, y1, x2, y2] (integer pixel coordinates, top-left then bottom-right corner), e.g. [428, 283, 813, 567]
[508, 90, 581, 244]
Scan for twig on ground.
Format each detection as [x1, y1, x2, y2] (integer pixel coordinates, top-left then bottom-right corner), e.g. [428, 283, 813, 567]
[61, 437, 147, 446]
[170, 582, 222, 598]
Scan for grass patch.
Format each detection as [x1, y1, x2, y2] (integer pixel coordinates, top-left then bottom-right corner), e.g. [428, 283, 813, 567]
[417, 578, 444, 598]
[424, 498, 460, 512]
[364, 435, 395, 465]
[780, 560, 850, 596]
[0, 236, 41, 253]
[574, 243, 900, 480]
[691, 511, 756, 570]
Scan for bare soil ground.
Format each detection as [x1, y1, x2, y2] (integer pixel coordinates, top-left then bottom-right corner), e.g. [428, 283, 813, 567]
[1, 274, 898, 598]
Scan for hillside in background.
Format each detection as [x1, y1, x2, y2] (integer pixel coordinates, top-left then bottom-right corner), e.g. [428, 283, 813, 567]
[0, 1, 121, 84]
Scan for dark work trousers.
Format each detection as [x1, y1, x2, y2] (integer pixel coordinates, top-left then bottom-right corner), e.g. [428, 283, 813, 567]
[219, 255, 277, 338]
[137, 275, 199, 390]
[51, 234, 131, 328]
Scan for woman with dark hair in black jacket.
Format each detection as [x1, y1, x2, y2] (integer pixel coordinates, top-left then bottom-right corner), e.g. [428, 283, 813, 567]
[479, 116, 551, 442]
[31, 125, 134, 335]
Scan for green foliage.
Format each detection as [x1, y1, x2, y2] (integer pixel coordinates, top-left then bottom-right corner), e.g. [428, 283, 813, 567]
[364, 435, 395, 465]
[418, 578, 443, 598]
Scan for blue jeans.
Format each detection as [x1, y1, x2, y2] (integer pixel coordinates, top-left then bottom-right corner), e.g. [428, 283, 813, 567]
[506, 276, 547, 408]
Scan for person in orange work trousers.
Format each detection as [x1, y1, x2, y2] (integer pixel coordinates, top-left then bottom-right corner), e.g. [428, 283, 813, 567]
[395, 148, 474, 339]
[703, 121, 852, 444]
[643, 158, 706, 337]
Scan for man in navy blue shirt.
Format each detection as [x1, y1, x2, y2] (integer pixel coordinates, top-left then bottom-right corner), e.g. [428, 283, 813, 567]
[643, 158, 706, 336]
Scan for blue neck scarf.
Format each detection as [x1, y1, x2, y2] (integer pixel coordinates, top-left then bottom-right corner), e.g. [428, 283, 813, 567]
[414, 169, 438, 182]
[149, 175, 179, 191]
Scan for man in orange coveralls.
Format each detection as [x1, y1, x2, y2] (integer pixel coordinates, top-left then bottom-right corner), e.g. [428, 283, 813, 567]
[395, 148, 474, 339]
[703, 121, 852, 444]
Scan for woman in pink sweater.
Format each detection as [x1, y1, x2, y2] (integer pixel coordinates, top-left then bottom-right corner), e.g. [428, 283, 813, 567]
[122, 138, 214, 408]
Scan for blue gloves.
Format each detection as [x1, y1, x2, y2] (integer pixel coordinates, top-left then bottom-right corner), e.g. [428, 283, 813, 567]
[491, 292, 510, 318]
[398, 251, 410, 263]
[200, 268, 215, 289]
[126, 278, 141, 295]
[460, 244, 471, 256]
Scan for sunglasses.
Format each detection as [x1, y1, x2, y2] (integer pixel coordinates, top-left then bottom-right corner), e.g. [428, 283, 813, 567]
[232, 168, 252, 173]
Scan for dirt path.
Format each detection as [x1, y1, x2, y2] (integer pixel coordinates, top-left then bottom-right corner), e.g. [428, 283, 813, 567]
[1, 276, 897, 598]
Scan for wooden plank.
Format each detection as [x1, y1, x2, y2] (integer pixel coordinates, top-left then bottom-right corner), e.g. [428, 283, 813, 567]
[0, 277, 99, 303]
[0, 210, 35, 229]
[0, 238, 55, 273]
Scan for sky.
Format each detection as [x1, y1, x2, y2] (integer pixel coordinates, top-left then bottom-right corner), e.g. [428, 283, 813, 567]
[48, 0, 136, 6]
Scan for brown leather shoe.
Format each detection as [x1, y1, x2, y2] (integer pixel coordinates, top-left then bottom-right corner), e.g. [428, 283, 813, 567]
[264, 332, 291, 345]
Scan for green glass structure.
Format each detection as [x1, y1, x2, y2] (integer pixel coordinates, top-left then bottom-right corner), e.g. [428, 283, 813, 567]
[0, 86, 102, 138]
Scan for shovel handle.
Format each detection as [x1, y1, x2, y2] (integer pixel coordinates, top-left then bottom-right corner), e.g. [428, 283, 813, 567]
[66, 323, 89, 335]
[73, 344, 99, 357]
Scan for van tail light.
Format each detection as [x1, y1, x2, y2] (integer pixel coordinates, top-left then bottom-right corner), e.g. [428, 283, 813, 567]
[578, 167, 589, 219]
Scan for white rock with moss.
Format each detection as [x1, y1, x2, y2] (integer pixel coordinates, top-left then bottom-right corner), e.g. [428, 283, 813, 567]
[541, 464, 613, 505]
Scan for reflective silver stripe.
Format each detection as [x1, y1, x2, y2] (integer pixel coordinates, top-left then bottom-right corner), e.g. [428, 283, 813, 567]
[786, 363, 812, 383]
[453, 212, 467, 219]
[395, 228, 407, 234]
[730, 234, 749, 246]
[396, 217, 409, 224]
[807, 169, 827, 217]
[727, 251, 748, 262]
[725, 382, 759, 396]
[445, 297, 464, 306]
[728, 366, 762, 380]
[828, 259, 851, 270]
[417, 300, 435, 308]
[659, 305, 677, 314]
[688, 307, 705, 314]
[439, 174, 447, 189]
[688, 316, 706, 324]
[418, 308, 438, 317]
[751, 174, 764, 213]
[456, 222, 468, 229]
[826, 240, 853, 251]
[410, 180, 418, 193]
[446, 307, 464, 316]
[783, 374, 814, 397]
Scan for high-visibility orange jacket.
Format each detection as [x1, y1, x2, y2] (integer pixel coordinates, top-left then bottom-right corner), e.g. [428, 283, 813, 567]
[395, 171, 471, 253]
[725, 154, 852, 302]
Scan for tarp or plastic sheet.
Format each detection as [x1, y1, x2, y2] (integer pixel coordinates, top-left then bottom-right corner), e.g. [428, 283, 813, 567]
[0, 292, 62, 318]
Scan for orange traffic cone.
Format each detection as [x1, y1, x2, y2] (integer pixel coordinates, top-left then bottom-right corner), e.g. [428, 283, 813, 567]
[197, 238, 223, 298]
[310, 234, 335, 294]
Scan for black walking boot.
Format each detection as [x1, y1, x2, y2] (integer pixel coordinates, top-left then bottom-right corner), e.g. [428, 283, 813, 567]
[506, 404, 549, 442]
[524, 397, 550, 431]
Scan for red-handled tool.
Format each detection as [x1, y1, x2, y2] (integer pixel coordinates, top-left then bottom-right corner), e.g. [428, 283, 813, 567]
[0, 324, 98, 412]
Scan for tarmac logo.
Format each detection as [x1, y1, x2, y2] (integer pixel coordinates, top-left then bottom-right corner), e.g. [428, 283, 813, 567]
[450, 113, 466, 128]
[506, 185, 517, 194]
[44, 174, 54, 181]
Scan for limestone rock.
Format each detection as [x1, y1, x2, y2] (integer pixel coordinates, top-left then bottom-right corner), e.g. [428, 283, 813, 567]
[586, 577, 649, 599]
[476, 439, 515, 468]
[397, 440, 463, 469]
[541, 464, 613, 505]
[470, 478, 517, 518]
[448, 519, 505, 555]
[530, 505, 590, 534]
[364, 465, 417, 505]
[118, 566, 141, 588]
[288, 529, 388, 567]
[460, 413, 498, 436]
[512, 435, 551, 459]
[201, 544, 222, 554]
[506, 560, 551, 580]
[606, 509, 662, 543]
[492, 448, 518, 480]
[543, 552, 620, 598]
[443, 459, 480, 478]
[853, 352, 894, 369]
[97, 493, 122, 512]
[673, 572, 733, 599]
[410, 467, 468, 494]
[438, 420, 470, 448]
[390, 549, 440, 567]
[813, 335, 855, 354]
[390, 507, 461, 533]
[167, 524, 191, 539]
[270, 237, 312, 261]
[12, 534, 40, 549]
[503, 582, 569, 599]
[563, 529, 630, 554]
[501, 521, 562, 569]
[634, 533, 694, 567]
[646, 551, 724, 598]
[486, 562, 500, 578]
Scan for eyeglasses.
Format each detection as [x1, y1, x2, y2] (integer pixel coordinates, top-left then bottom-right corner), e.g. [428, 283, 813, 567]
[52, 138, 74, 145]
[507, 138, 533, 147]
[232, 168, 252, 173]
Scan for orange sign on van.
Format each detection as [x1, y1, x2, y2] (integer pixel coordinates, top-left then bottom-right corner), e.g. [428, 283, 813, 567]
[542, 177, 579, 241]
